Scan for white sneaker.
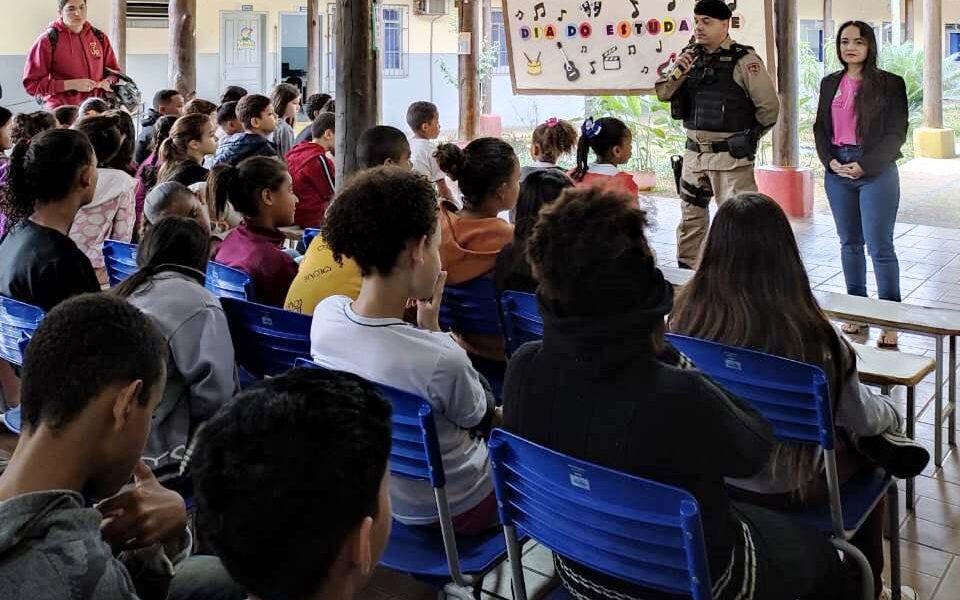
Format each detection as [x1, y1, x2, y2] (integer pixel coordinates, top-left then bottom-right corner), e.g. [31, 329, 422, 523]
[880, 585, 919, 600]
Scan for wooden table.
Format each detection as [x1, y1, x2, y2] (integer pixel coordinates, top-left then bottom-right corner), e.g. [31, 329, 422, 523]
[278, 226, 305, 250]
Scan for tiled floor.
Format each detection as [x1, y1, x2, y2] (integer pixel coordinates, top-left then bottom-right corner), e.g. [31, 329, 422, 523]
[361, 197, 960, 600]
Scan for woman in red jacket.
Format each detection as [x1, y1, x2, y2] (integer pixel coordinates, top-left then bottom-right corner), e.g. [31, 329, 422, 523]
[23, 0, 120, 110]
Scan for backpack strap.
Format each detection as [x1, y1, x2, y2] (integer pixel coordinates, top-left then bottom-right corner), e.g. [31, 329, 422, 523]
[46, 27, 59, 53]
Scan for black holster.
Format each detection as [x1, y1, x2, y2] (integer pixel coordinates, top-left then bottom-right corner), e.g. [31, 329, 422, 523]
[671, 155, 684, 196]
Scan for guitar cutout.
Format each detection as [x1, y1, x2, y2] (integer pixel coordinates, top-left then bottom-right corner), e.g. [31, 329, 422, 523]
[556, 41, 581, 81]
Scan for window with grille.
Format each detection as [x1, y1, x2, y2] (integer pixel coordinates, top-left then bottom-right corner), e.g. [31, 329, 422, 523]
[491, 10, 510, 74]
[382, 6, 409, 78]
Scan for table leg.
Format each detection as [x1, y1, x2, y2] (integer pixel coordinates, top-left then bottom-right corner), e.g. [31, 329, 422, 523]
[936, 336, 945, 467]
[950, 336, 956, 448]
[907, 385, 916, 511]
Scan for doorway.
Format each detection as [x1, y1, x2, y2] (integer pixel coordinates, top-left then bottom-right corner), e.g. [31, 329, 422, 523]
[220, 11, 269, 95]
[278, 11, 319, 100]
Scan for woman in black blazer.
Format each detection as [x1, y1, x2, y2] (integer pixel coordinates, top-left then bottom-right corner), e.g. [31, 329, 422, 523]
[813, 21, 908, 347]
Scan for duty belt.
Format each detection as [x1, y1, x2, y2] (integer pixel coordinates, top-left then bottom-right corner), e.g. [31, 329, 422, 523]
[686, 138, 731, 154]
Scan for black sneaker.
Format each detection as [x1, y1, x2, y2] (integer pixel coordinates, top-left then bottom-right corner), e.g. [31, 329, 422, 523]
[858, 430, 930, 479]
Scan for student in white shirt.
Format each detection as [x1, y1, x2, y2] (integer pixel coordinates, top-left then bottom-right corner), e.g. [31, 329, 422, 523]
[406, 101, 457, 207]
[309, 166, 499, 534]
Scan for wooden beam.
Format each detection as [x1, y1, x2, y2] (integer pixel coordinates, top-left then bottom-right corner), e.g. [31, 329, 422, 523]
[772, 0, 799, 167]
[110, 0, 126, 71]
[823, 0, 834, 44]
[764, 0, 777, 79]
[458, 0, 480, 141]
[168, 0, 196, 99]
[923, 0, 943, 128]
[335, 0, 379, 183]
[481, 0, 492, 115]
[892, 0, 903, 45]
[307, 0, 321, 97]
[905, 0, 915, 43]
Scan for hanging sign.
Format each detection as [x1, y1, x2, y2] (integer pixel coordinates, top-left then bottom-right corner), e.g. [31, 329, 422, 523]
[501, 0, 767, 95]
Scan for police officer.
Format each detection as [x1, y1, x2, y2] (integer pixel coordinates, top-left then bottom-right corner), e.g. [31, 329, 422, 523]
[656, 0, 779, 269]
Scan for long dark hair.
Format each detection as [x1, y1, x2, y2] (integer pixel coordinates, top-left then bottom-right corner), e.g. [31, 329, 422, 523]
[0, 129, 95, 227]
[435, 138, 518, 210]
[669, 193, 849, 497]
[208, 156, 289, 218]
[514, 169, 574, 243]
[105, 109, 137, 173]
[572, 117, 630, 181]
[157, 113, 210, 183]
[139, 115, 178, 192]
[112, 216, 211, 298]
[271, 83, 300, 126]
[836, 20, 883, 142]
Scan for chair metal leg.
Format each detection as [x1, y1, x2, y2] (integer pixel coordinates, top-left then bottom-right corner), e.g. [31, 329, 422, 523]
[936, 336, 945, 467]
[888, 484, 902, 600]
[503, 526, 528, 600]
[832, 539, 875, 600]
[906, 386, 916, 511]
[950, 336, 956, 448]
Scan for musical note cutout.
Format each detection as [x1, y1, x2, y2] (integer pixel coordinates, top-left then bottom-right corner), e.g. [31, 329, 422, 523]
[593, 1, 603, 17]
[515, 9, 524, 20]
[667, 0, 677, 11]
[581, 45, 588, 54]
[727, 0, 737, 10]
[589, 60, 597, 74]
[602, 46, 621, 70]
[628, 44, 637, 55]
[656, 40, 663, 53]
[579, 0, 602, 17]
[580, 0, 591, 16]
[642, 66, 650, 74]
[533, 2, 546, 21]
[629, 0, 640, 18]
[557, 9, 567, 21]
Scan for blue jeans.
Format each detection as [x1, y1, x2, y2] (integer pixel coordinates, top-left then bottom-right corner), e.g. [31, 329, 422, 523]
[824, 146, 902, 302]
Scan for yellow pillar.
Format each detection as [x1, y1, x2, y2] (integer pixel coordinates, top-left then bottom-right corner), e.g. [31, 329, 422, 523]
[915, 0, 956, 158]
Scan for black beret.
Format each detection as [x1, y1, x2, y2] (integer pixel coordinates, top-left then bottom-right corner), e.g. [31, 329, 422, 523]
[694, 0, 733, 20]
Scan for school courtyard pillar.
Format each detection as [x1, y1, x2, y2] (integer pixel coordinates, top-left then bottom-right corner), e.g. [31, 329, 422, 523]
[757, 0, 814, 217]
[168, 0, 196, 99]
[335, 0, 379, 183]
[307, 0, 321, 97]
[111, 0, 126, 71]
[459, 0, 481, 141]
[914, 0, 956, 158]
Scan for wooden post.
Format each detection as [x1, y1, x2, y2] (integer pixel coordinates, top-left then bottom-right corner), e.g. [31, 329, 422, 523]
[764, 0, 777, 79]
[481, 0, 492, 114]
[168, 0, 196, 98]
[905, 0, 915, 43]
[823, 0, 833, 43]
[335, 0, 379, 184]
[923, 0, 943, 128]
[110, 0, 126, 71]
[772, 0, 799, 167]
[459, 0, 480, 141]
[307, 0, 321, 97]
[892, 0, 903, 45]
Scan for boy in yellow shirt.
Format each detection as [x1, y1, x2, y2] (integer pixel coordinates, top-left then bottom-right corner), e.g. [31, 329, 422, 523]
[284, 126, 412, 315]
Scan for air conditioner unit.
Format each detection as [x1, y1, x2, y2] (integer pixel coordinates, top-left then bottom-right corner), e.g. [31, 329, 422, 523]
[414, 0, 447, 16]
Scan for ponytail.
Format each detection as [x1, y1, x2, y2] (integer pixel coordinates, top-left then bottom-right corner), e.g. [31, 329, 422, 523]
[2, 142, 35, 226]
[435, 138, 517, 209]
[207, 156, 288, 219]
[157, 113, 209, 184]
[572, 117, 630, 182]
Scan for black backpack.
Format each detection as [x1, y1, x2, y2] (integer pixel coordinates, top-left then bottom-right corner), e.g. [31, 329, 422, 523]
[47, 25, 107, 54]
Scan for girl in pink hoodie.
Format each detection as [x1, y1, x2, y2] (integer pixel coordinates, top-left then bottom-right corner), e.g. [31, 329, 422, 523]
[23, 0, 120, 110]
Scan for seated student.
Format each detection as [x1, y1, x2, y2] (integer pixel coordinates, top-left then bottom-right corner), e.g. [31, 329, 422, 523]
[669, 193, 928, 599]
[216, 101, 242, 138]
[184, 98, 217, 119]
[504, 186, 858, 600]
[286, 111, 336, 228]
[520, 117, 577, 182]
[406, 101, 456, 206]
[191, 368, 392, 600]
[134, 115, 178, 236]
[0, 129, 100, 311]
[78, 97, 109, 118]
[294, 92, 333, 146]
[143, 181, 211, 236]
[436, 138, 519, 359]
[0, 294, 189, 599]
[113, 217, 238, 480]
[310, 167, 498, 534]
[270, 83, 301, 158]
[105, 110, 139, 176]
[284, 124, 409, 315]
[70, 114, 137, 284]
[220, 85, 247, 105]
[212, 94, 279, 167]
[1, 112, 57, 238]
[569, 116, 639, 197]
[136, 89, 185, 165]
[210, 156, 299, 307]
[155, 113, 218, 188]
[494, 169, 573, 294]
[53, 104, 79, 129]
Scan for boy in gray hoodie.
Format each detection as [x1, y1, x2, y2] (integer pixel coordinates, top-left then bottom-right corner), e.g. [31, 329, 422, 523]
[0, 294, 192, 600]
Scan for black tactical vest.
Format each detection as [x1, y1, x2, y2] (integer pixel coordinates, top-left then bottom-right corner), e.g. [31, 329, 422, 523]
[675, 44, 756, 133]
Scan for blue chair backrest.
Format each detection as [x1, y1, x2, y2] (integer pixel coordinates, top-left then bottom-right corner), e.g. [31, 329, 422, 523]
[488, 429, 712, 600]
[439, 277, 502, 336]
[499, 291, 543, 356]
[665, 334, 834, 450]
[302, 227, 321, 250]
[221, 298, 313, 378]
[103, 240, 138, 287]
[206, 262, 254, 301]
[0, 296, 45, 367]
[293, 358, 446, 487]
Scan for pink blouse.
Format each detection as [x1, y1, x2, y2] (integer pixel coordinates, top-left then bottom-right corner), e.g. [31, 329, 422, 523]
[831, 74, 861, 146]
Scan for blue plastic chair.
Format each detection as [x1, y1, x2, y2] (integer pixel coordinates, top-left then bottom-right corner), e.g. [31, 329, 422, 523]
[295, 358, 512, 599]
[102, 239, 139, 287]
[499, 291, 543, 357]
[302, 227, 321, 251]
[488, 428, 712, 600]
[205, 262, 254, 301]
[0, 296, 45, 367]
[665, 333, 899, 600]
[440, 277, 503, 336]
[221, 298, 312, 381]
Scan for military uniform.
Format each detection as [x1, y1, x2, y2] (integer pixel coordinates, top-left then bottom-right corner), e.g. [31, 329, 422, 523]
[656, 36, 780, 268]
